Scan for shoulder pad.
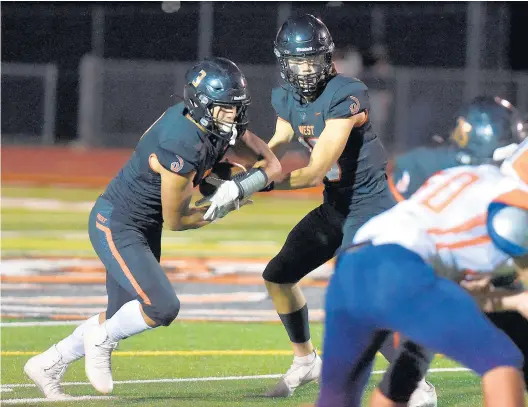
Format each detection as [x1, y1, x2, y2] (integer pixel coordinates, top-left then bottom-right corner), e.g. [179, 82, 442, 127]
[155, 135, 200, 176]
[271, 87, 290, 122]
[327, 76, 370, 120]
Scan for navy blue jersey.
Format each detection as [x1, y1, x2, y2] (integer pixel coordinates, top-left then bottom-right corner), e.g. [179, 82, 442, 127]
[272, 74, 388, 199]
[102, 103, 229, 228]
[387, 146, 460, 201]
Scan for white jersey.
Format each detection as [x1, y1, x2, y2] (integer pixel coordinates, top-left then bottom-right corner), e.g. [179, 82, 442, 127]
[354, 164, 525, 281]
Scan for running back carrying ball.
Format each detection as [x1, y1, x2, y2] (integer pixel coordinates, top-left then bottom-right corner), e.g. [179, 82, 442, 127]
[198, 161, 248, 197]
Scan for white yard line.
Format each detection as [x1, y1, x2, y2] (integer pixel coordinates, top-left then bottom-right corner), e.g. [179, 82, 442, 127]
[0, 321, 84, 327]
[1, 396, 116, 404]
[1, 368, 471, 391]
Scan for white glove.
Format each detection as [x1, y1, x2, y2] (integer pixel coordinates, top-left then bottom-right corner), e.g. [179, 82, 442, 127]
[201, 180, 242, 221]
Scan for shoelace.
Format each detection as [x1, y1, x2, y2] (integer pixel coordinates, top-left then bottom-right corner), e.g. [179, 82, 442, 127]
[44, 363, 67, 395]
[94, 340, 118, 371]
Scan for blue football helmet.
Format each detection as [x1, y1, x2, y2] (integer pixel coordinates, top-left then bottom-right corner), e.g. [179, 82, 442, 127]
[274, 14, 335, 97]
[449, 96, 527, 164]
[184, 57, 251, 144]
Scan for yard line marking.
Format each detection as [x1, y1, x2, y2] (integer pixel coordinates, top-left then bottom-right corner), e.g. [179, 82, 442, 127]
[1, 350, 293, 357]
[2, 396, 116, 404]
[0, 321, 85, 327]
[0, 368, 473, 391]
[1, 374, 284, 389]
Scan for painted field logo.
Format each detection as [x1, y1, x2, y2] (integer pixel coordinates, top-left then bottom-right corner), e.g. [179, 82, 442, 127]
[170, 156, 184, 173]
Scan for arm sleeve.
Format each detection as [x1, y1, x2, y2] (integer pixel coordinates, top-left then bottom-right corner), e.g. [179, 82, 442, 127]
[328, 80, 370, 120]
[155, 139, 198, 175]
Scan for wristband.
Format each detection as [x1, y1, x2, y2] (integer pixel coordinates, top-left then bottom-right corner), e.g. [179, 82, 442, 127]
[233, 168, 269, 199]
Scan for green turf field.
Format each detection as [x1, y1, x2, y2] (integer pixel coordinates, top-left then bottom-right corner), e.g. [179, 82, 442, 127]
[2, 186, 320, 258]
[1, 320, 501, 406]
[3, 186, 527, 406]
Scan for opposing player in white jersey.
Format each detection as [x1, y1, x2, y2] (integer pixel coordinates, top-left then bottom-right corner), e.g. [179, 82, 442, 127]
[316, 140, 528, 407]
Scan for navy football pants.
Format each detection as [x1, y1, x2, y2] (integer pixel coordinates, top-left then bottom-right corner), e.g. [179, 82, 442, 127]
[88, 198, 180, 326]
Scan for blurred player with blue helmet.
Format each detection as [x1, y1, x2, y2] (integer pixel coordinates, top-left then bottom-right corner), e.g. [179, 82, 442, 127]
[317, 139, 528, 407]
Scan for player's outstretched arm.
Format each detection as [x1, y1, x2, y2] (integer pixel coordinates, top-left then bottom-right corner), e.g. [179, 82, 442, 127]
[198, 130, 283, 221]
[274, 112, 366, 190]
[240, 129, 282, 183]
[150, 154, 211, 231]
[267, 118, 295, 153]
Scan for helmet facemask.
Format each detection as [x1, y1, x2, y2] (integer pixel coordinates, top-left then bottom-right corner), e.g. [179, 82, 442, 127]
[210, 103, 249, 145]
[276, 50, 333, 97]
[187, 89, 250, 146]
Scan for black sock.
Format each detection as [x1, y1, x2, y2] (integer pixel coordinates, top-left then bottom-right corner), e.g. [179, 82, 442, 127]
[278, 304, 310, 344]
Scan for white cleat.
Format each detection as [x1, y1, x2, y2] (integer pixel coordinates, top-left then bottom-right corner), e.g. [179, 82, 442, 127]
[408, 380, 437, 407]
[84, 324, 118, 394]
[24, 345, 70, 399]
[264, 351, 322, 397]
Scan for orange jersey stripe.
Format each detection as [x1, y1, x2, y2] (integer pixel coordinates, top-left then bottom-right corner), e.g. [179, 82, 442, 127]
[428, 214, 486, 235]
[95, 222, 152, 305]
[436, 235, 491, 250]
[493, 189, 528, 211]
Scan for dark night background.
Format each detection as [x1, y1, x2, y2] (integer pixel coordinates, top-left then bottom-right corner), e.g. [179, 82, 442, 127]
[2, 2, 527, 142]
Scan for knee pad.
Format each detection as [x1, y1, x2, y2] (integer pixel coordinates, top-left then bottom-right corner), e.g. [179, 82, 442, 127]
[143, 294, 181, 327]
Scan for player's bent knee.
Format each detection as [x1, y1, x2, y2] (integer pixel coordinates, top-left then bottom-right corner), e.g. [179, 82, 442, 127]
[143, 295, 181, 327]
[262, 257, 285, 283]
[159, 296, 181, 326]
[262, 256, 301, 284]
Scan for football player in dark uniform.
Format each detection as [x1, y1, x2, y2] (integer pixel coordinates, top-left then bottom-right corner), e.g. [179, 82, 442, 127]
[258, 15, 435, 405]
[23, 57, 281, 399]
